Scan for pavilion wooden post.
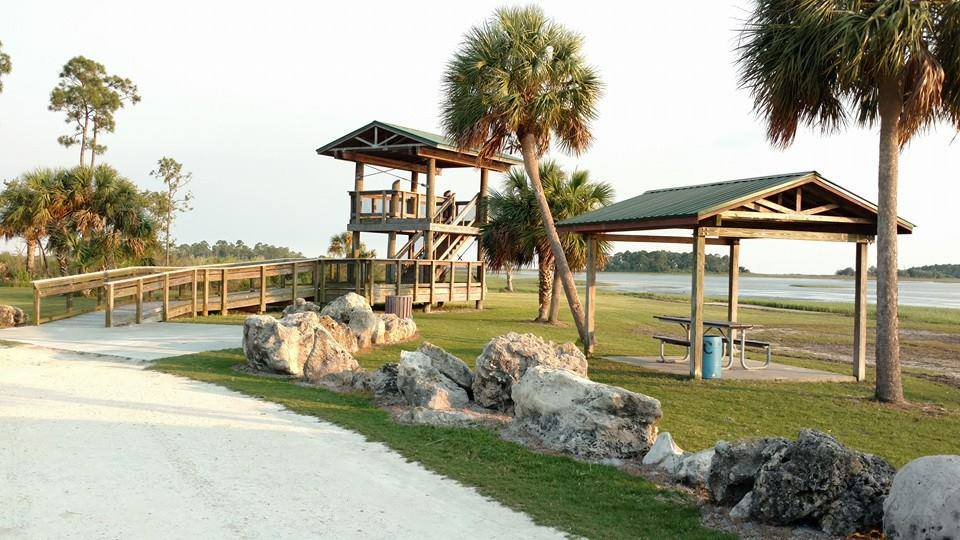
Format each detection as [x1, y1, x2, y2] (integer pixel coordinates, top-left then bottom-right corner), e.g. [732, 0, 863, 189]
[727, 240, 741, 345]
[475, 168, 489, 309]
[689, 229, 706, 379]
[584, 235, 598, 355]
[191, 269, 199, 318]
[259, 265, 267, 313]
[202, 269, 210, 316]
[352, 163, 364, 258]
[853, 241, 868, 381]
[387, 180, 400, 258]
[220, 269, 229, 315]
[424, 158, 437, 260]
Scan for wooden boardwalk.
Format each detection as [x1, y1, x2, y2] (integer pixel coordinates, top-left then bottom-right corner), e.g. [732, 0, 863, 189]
[32, 258, 486, 327]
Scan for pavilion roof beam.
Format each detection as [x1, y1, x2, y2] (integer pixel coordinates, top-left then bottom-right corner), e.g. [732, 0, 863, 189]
[700, 227, 874, 243]
[596, 233, 732, 246]
[335, 150, 439, 175]
[416, 147, 514, 172]
[718, 211, 875, 225]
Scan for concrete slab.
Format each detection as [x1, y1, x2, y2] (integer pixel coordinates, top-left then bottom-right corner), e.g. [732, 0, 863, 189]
[607, 355, 857, 383]
[0, 311, 240, 361]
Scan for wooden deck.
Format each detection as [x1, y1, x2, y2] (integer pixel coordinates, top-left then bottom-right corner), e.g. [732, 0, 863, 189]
[32, 258, 486, 327]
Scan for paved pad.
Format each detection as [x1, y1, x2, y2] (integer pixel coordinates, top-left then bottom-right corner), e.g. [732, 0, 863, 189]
[0, 346, 563, 539]
[0, 312, 240, 361]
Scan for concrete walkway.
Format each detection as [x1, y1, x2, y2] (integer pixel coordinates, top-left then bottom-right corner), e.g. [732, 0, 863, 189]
[0, 346, 563, 539]
[0, 311, 240, 360]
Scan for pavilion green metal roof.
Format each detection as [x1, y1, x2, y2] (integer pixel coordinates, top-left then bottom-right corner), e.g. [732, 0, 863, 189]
[558, 172, 816, 228]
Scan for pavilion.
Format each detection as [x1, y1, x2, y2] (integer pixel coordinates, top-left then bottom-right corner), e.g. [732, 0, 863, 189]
[556, 171, 914, 380]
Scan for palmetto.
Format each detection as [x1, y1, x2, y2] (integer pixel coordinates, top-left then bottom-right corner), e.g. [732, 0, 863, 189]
[442, 5, 603, 344]
[737, 0, 960, 402]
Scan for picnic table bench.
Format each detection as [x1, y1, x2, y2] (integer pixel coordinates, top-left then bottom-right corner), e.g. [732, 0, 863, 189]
[653, 315, 771, 370]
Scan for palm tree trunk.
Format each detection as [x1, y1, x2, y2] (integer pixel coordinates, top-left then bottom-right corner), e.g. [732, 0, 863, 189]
[875, 78, 904, 403]
[548, 263, 561, 323]
[536, 249, 553, 321]
[519, 134, 587, 342]
[505, 267, 514, 292]
[25, 237, 36, 276]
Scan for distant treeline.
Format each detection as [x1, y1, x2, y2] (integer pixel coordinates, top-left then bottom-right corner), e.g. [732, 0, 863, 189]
[837, 263, 960, 279]
[603, 250, 749, 274]
[169, 240, 303, 265]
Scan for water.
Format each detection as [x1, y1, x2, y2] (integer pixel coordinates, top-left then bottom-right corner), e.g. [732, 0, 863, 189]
[589, 272, 960, 309]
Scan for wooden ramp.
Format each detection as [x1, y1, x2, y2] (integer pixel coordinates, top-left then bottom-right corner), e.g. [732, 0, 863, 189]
[32, 258, 486, 327]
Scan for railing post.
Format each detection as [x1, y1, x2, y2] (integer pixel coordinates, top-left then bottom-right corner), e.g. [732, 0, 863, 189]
[367, 260, 375, 304]
[105, 283, 114, 328]
[191, 269, 199, 318]
[162, 274, 170, 322]
[259, 265, 267, 313]
[312, 259, 320, 301]
[428, 260, 436, 309]
[449, 261, 455, 302]
[354, 260, 362, 294]
[396, 260, 402, 296]
[136, 278, 144, 324]
[318, 260, 326, 305]
[220, 269, 228, 315]
[291, 262, 298, 301]
[202, 269, 210, 316]
[33, 286, 41, 326]
[413, 262, 420, 303]
[466, 262, 472, 302]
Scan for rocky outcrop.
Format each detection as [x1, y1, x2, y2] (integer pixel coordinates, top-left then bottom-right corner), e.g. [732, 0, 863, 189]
[302, 327, 360, 385]
[394, 407, 510, 430]
[642, 431, 685, 472]
[381, 314, 417, 344]
[370, 363, 402, 405]
[749, 430, 894, 536]
[417, 342, 472, 392]
[320, 292, 372, 324]
[707, 437, 790, 506]
[883, 455, 960, 540]
[242, 312, 324, 377]
[473, 333, 588, 412]
[282, 297, 322, 317]
[0, 304, 26, 328]
[397, 350, 469, 410]
[509, 366, 662, 461]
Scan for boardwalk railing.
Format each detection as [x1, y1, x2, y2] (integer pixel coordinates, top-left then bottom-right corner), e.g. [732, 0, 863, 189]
[32, 258, 485, 327]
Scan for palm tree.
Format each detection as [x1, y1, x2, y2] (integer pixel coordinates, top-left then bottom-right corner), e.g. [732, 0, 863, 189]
[737, 0, 960, 403]
[543, 169, 613, 323]
[481, 161, 612, 322]
[327, 231, 376, 258]
[442, 5, 603, 343]
[0, 169, 61, 276]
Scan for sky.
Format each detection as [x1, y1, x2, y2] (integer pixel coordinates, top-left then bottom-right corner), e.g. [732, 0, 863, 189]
[1, 0, 957, 274]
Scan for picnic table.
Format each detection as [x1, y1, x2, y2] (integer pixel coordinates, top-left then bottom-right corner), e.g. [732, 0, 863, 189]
[653, 315, 771, 370]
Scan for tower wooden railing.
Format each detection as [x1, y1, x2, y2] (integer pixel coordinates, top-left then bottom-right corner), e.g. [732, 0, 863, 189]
[31, 258, 485, 327]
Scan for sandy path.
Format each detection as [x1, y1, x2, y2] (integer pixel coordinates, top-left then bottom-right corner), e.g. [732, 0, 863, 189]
[0, 346, 563, 539]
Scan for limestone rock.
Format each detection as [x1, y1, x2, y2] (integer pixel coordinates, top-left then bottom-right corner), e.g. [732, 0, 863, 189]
[883, 455, 960, 540]
[0, 304, 26, 328]
[317, 315, 358, 353]
[282, 297, 322, 317]
[394, 407, 510, 430]
[349, 309, 385, 349]
[707, 437, 790, 506]
[643, 432, 684, 466]
[510, 366, 662, 461]
[751, 429, 894, 536]
[380, 314, 417, 344]
[730, 491, 754, 521]
[370, 363, 402, 405]
[242, 312, 323, 377]
[473, 332, 588, 412]
[302, 326, 360, 384]
[417, 342, 472, 392]
[674, 448, 716, 486]
[397, 351, 469, 410]
[320, 292, 372, 324]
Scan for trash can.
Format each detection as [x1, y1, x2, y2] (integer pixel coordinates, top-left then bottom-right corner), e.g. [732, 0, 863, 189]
[702, 335, 724, 379]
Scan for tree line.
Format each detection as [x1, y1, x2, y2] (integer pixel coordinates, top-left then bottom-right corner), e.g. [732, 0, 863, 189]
[0, 52, 195, 278]
[604, 250, 750, 275]
[837, 263, 960, 280]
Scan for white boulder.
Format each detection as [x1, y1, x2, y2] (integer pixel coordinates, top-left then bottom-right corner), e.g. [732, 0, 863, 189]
[509, 366, 662, 461]
[674, 448, 716, 486]
[884, 455, 960, 540]
[643, 431, 684, 466]
[397, 351, 469, 410]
